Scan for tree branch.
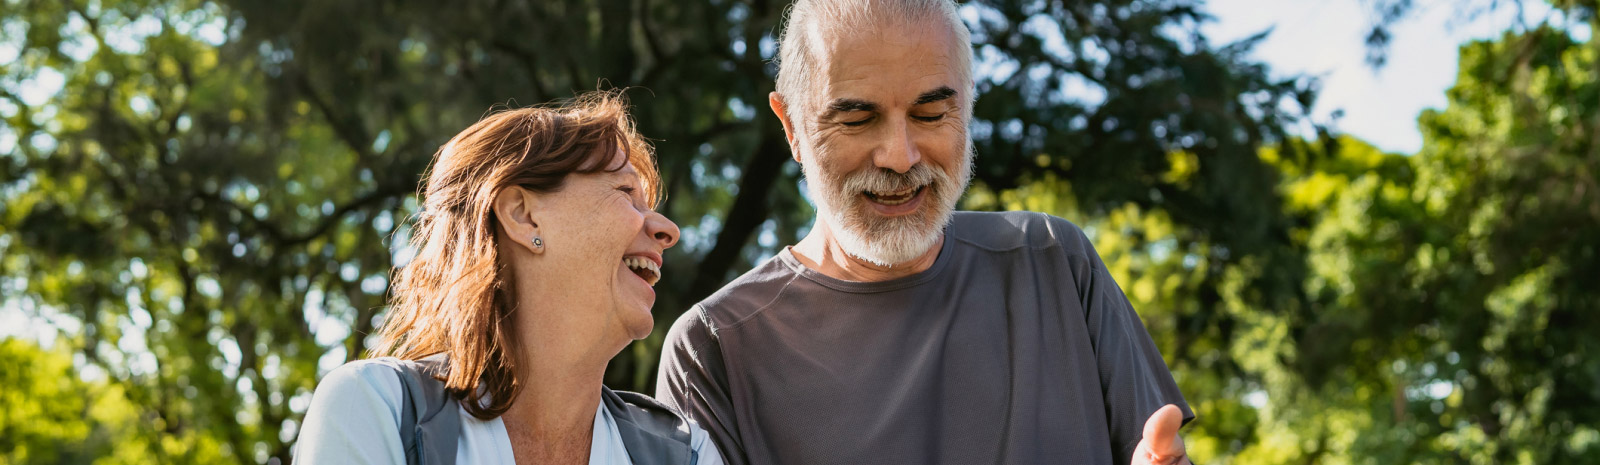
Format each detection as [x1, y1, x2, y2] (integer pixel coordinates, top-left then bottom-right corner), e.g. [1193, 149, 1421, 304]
[294, 72, 375, 160]
[488, 38, 554, 102]
[686, 131, 789, 304]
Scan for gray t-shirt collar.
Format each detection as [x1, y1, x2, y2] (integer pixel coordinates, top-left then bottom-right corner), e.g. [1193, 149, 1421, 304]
[775, 234, 956, 294]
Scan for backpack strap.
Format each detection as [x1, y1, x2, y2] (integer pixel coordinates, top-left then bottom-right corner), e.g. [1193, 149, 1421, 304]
[380, 358, 693, 465]
[603, 387, 697, 465]
[378, 354, 461, 465]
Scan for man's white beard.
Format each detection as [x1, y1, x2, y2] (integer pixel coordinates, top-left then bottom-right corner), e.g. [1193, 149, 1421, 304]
[805, 145, 974, 267]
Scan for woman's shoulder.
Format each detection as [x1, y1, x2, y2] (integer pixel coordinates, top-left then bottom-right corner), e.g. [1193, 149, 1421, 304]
[309, 358, 412, 419]
[319, 358, 408, 388]
[603, 388, 724, 464]
[294, 359, 415, 463]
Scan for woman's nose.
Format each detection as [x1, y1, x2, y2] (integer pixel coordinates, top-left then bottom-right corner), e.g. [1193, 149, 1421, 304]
[646, 211, 680, 249]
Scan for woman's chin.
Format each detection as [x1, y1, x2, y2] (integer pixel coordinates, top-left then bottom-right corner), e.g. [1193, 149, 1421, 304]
[608, 271, 658, 338]
[627, 324, 654, 341]
[615, 299, 656, 340]
[624, 311, 655, 340]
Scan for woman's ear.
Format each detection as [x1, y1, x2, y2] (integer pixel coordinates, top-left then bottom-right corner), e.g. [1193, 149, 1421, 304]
[492, 187, 545, 255]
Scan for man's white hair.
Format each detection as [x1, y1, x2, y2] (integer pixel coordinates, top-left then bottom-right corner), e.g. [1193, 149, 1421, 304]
[773, 0, 975, 125]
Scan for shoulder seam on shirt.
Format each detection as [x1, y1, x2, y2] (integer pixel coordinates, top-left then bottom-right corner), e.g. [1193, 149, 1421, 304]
[1038, 211, 1103, 273]
[948, 232, 1098, 275]
[686, 305, 724, 353]
[950, 212, 1106, 277]
[946, 231, 1058, 254]
[1045, 212, 1108, 273]
[949, 214, 1093, 262]
[718, 271, 805, 331]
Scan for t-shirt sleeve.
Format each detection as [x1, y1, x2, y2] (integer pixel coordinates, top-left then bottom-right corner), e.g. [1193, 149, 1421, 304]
[656, 306, 747, 465]
[293, 361, 408, 465]
[1066, 222, 1195, 465]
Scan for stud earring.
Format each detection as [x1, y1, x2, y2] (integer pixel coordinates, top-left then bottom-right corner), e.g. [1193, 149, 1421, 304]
[531, 234, 544, 249]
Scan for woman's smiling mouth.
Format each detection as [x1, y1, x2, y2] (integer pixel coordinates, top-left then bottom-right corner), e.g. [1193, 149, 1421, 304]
[623, 256, 661, 286]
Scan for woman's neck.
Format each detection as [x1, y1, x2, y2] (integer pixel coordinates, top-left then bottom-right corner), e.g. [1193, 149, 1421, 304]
[499, 292, 618, 464]
[496, 257, 631, 463]
[500, 339, 609, 464]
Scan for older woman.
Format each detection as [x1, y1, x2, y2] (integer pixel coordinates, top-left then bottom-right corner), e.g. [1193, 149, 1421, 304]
[294, 93, 722, 465]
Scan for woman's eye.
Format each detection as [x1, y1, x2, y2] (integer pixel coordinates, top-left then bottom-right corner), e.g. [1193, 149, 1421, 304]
[617, 185, 636, 194]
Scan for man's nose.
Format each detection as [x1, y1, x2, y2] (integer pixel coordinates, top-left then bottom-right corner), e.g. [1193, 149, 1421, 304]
[872, 118, 921, 173]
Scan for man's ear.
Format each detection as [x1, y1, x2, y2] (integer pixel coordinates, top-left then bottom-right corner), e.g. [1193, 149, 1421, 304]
[492, 187, 544, 255]
[769, 92, 802, 163]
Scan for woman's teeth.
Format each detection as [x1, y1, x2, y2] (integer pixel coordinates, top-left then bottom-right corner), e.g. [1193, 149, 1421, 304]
[865, 185, 921, 205]
[624, 257, 661, 286]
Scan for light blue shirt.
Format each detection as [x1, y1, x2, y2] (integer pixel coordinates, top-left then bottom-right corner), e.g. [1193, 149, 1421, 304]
[295, 359, 723, 464]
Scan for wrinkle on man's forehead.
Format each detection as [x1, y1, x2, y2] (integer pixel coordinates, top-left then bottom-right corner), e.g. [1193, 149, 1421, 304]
[813, 24, 961, 105]
[821, 25, 955, 69]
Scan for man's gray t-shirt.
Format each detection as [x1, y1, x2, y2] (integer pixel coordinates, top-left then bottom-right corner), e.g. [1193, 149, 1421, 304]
[656, 211, 1193, 465]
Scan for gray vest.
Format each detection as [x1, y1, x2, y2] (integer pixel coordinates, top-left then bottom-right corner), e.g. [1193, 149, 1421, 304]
[375, 354, 697, 465]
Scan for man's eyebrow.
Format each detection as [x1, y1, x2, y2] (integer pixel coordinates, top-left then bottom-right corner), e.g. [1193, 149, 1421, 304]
[825, 98, 877, 113]
[913, 86, 958, 105]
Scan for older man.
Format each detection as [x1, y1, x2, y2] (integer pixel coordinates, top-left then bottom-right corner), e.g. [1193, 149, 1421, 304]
[656, 1, 1194, 464]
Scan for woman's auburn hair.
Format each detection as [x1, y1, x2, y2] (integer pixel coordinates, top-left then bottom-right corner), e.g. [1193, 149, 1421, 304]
[371, 91, 660, 420]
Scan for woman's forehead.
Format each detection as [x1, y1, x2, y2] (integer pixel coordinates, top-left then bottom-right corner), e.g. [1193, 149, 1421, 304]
[585, 146, 630, 171]
[593, 153, 640, 183]
[615, 162, 639, 177]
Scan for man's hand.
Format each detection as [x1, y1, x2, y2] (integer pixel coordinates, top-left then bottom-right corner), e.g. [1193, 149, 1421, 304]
[1131, 404, 1190, 465]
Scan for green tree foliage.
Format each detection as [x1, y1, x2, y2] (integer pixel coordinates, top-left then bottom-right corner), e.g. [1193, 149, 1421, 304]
[0, 338, 98, 464]
[1359, 0, 1597, 67]
[1267, 18, 1600, 464]
[0, 337, 229, 464]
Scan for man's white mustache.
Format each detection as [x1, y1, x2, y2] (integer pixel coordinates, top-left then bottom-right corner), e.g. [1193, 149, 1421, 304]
[840, 164, 942, 195]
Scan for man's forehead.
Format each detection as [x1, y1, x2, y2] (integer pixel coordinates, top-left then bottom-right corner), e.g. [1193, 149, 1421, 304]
[808, 18, 963, 109]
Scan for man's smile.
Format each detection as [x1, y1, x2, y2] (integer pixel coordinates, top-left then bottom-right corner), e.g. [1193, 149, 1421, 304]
[862, 185, 924, 205]
[861, 184, 928, 216]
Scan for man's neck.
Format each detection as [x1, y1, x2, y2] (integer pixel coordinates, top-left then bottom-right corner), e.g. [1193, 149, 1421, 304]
[790, 225, 943, 282]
